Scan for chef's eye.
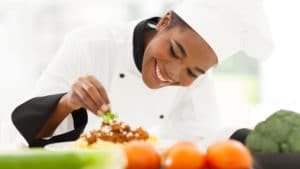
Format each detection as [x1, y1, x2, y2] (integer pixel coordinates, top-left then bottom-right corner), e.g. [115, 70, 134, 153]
[187, 68, 198, 78]
[169, 44, 179, 59]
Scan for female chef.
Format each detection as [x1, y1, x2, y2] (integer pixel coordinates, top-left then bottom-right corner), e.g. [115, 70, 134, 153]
[11, 0, 272, 147]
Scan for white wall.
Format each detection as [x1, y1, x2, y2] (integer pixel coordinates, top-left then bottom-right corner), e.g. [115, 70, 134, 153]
[257, 0, 300, 121]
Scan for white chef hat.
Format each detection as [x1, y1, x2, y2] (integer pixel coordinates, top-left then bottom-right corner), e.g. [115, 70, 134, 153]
[174, 0, 273, 63]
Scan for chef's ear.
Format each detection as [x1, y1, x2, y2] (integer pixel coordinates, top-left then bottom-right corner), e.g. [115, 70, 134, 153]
[156, 11, 172, 31]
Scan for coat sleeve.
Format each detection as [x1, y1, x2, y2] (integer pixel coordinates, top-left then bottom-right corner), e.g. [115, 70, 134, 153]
[11, 31, 91, 147]
[11, 93, 88, 147]
[11, 25, 117, 147]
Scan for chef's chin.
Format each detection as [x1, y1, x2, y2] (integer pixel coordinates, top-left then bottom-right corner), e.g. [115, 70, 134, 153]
[142, 74, 158, 89]
[141, 69, 159, 89]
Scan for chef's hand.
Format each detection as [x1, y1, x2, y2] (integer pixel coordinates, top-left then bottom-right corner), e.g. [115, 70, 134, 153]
[64, 75, 110, 115]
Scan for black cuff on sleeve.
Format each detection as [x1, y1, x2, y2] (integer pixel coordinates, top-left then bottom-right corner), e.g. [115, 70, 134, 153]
[11, 93, 88, 147]
[29, 108, 87, 147]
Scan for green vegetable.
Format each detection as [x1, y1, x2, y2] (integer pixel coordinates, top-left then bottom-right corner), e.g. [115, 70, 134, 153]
[287, 126, 300, 151]
[0, 148, 126, 169]
[99, 110, 117, 124]
[246, 109, 300, 153]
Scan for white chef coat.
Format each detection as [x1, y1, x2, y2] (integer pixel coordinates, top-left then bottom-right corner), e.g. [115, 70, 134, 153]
[32, 19, 221, 141]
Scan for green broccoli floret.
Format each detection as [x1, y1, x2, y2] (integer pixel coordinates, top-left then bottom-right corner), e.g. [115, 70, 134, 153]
[287, 126, 300, 152]
[246, 109, 300, 153]
[255, 118, 291, 143]
[246, 131, 279, 153]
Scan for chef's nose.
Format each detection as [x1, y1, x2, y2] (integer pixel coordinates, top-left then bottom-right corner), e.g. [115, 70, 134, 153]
[165, 60, 183, 82]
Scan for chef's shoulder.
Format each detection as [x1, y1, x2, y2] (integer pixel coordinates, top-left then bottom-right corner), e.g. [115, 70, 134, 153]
[189, 70, 216, 89]
[63, 23, 117, 45]
[63, 19, 139, 46]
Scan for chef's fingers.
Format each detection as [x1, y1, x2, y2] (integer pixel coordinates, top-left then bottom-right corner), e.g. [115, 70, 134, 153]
[87, 75, 110, 106]
[79, 78, 105, 112]
[72, 82, 98, 114]
[72, 95, 98, 115]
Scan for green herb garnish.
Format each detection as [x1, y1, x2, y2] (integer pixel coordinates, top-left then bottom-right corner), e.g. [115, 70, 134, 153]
[99, 110, 117, 124]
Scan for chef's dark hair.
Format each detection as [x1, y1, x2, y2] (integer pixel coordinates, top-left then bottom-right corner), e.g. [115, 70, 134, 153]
[168, 11, 193, 32]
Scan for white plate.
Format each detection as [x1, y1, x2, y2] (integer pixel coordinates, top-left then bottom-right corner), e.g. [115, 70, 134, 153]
[44, 141, 75, 151]
[44, 140, 169, 151]
[45, 141, 125, 151]
[45, 139, 205, 153]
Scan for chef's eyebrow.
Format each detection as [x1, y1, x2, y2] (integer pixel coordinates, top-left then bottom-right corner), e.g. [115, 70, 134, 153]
[174, 40, 187, 57]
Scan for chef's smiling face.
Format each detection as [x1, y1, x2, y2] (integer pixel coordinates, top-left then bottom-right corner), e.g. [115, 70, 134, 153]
[142, 11, 218, 89]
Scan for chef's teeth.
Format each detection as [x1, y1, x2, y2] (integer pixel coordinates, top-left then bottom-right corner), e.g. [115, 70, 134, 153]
[156, 63, 170, 82]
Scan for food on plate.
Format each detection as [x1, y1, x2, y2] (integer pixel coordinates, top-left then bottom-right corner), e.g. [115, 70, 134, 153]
[84, 121, 149, 144]
[0, 149, 126, 169]
[163, 141, 206, 169]
[124, 141, 161, 169]
[206, 140, 252, 169]
[246, 109, 300, 153]
[72, 120, 154, 149]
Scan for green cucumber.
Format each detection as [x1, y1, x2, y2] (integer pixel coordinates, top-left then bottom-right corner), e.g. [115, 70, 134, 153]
[0, 148, 126, 169]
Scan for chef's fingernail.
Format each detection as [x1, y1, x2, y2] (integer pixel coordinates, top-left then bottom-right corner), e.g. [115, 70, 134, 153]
[101, 104, 109, 112]
[97, 110, 103, 115]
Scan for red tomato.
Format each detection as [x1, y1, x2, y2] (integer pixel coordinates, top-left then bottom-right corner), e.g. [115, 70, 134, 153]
[164, 141, 206, 169]
[206, 140, 253, 169]
[124, 141, 161, 169]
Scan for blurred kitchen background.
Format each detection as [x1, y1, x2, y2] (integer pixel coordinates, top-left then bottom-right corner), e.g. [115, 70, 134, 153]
[0, 0, 299, 145]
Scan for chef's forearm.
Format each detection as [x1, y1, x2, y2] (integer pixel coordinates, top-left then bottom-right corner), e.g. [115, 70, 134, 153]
[35, 94, 75, 138]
